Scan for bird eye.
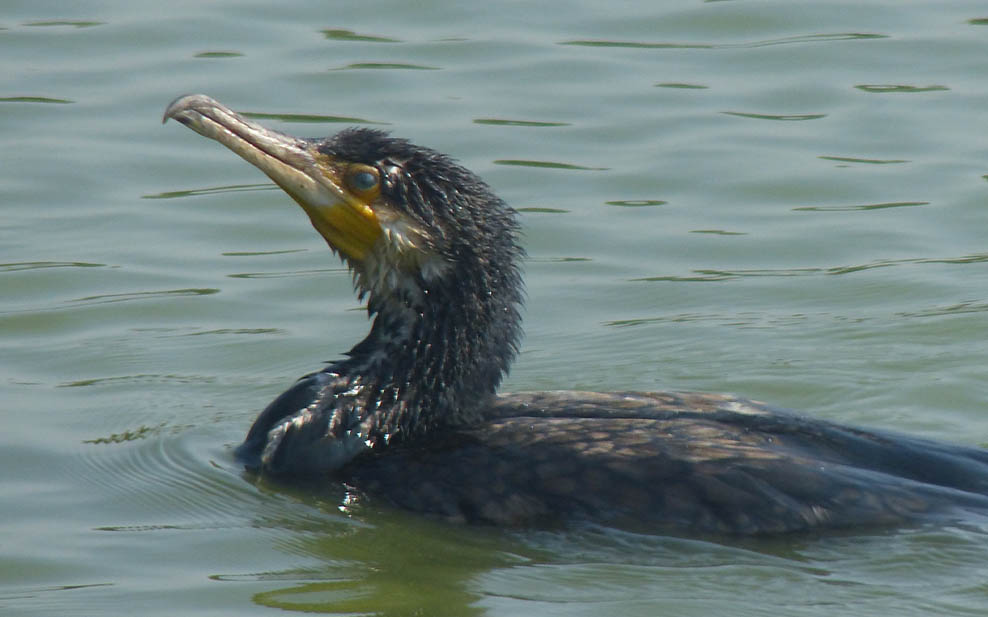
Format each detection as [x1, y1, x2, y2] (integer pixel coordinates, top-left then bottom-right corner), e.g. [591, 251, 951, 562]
[346, 165, 380, 194]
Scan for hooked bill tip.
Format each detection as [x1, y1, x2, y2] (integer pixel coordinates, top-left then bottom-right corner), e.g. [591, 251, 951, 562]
[162, 93, 215, 125]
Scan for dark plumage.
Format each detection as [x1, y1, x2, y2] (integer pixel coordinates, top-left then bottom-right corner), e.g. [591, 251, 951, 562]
[165, 94, 988, 534]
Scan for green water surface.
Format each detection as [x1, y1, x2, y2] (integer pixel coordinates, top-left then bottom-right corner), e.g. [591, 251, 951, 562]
[3, 1, 988, 615]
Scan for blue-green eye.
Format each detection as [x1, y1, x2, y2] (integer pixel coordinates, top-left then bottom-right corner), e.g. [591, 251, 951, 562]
[347, 166, 380, 193]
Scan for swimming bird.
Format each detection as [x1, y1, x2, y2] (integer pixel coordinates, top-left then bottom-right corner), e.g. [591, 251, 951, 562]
[164, 94, 988, 534]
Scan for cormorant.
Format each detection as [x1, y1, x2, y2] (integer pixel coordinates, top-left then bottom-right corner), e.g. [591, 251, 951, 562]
[164, 94, 988, 534]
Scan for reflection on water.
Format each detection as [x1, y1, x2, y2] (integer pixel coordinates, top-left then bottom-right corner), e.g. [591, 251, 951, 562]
[242, 504, 517, 616]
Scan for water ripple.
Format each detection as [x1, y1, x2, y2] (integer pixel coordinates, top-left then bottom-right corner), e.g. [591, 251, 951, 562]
[737, 32, 888, 47]
[243, 112, 385, 125]
[517, 207, 570, 214]
[561, 33, 886, 50]
[793, 201, 929, 212]
[142, 183, 276, 199]
[75, 429, 263, 532]
[527, 256, 592, 263]
[562, 39, 710, 49]
[331, 62, 439, 71]
[0, 261, 104, 272]
[474, 118, 570, 127]
[222, 249, 307, 257]
[1, 288, 221, 315]
[210, 569, 330, 583]
[723, 111, 826, 122]
[605, 200, 667, 207]
[194, 51, 244, 58]
[655, 83, 709, 89]
[0, 96, 73, 104]
[181, 328, 284, 337]
[67, 288, 219, 306]
[494, 159, 609, 171]
[690, 229, 747, 236]
[898, 301, 988, 319]
[0, 582, 114, 605]
[634, 253, 988, 282]
[60, 374, 217, 388]
[819, 156, 909, 165]
[321, 29, 401, 43]
[855, 84, 949, 94]
[23, 20, 103, 28]
[83, 424, 166, 444]
[227, 268, 344, 279]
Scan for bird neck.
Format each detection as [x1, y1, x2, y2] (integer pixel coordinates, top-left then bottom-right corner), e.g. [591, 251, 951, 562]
[328, 255, 523, 447]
